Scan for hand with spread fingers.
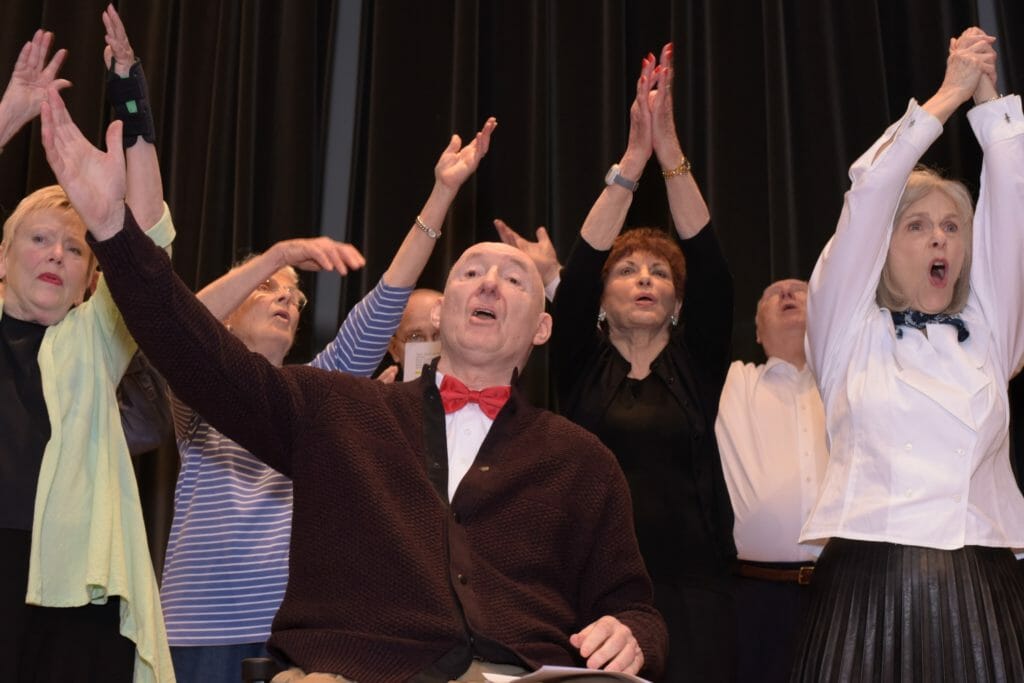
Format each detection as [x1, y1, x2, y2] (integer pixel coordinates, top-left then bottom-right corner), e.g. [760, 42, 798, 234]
[270, 237, 366, 275]
[494, 219, 561, 288]
[40, 87, 127, 240]
[0, 29, 71, 147]
[434, 116, 498, 194]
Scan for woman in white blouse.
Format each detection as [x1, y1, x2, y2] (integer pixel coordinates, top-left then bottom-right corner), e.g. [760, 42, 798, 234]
[795, 28, 1024, 681]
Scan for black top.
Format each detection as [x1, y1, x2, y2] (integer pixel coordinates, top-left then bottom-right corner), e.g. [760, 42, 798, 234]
[0, 313, 50, 531]
[551, 226, 737, 575]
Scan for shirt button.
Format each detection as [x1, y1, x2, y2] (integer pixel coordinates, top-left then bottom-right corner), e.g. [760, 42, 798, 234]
[905, 489, 913, 498]
[956, 448, 965, 456]
[463, 428, 471, 436]
[953, 495, 962, 503]
[904, 442, 913, 452]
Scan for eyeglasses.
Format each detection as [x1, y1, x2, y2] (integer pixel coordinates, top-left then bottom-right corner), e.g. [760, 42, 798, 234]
[255, 278, 308, 311]
[402, 331, 440, 344]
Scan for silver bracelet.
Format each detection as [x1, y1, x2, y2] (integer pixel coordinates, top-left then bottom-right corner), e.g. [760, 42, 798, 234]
[415, 215, 441, 240]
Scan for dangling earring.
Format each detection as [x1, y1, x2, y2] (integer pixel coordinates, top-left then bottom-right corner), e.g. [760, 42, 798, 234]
[670, 313, 679, 327]
[597, 309, 607, 326]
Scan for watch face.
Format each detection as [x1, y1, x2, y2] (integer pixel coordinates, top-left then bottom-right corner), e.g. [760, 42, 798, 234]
[605, 164, 620, 186]
[605, 164, 636, 192]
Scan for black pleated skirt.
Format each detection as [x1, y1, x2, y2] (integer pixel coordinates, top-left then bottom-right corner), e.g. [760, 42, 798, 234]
[791, 538, 1024, 682]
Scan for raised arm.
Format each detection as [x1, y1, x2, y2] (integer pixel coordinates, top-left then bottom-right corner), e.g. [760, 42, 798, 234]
[311, 119, 497, 376]
[103, 4, 164, 230]
[579, 56, 654, 250]
[649, 42, 710, 239]
[196, 237, 364, 321]
[962, 32, 1024, 369]
[383, 117, 497, 287]
[806, 33, 984, 382]
[0, 30, 69, 149]
[41, 87, 303, 475]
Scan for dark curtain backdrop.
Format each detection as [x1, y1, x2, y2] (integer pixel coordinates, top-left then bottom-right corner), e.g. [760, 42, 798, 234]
[0, 0, 1020, 572]
[0, 0, 337, 574]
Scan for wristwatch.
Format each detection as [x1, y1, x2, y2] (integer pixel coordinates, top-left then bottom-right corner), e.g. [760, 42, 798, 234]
[605, 164, 639, 192]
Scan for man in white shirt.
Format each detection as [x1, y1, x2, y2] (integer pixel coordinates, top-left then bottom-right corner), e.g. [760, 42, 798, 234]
[714, 278, 828, 683]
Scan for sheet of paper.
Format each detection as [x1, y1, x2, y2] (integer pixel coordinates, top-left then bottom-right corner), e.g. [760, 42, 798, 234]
[402, 340, 440, 381]
[482, 665, 650, 682]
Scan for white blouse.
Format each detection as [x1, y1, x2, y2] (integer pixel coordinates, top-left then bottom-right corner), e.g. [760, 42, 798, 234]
[802, 95, 1024, 550]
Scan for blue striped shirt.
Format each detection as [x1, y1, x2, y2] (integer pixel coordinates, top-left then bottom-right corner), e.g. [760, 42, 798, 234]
[160, 279, 411, 645]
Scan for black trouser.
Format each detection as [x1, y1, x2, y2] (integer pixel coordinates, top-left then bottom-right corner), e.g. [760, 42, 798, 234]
[0, 528, 135, 682]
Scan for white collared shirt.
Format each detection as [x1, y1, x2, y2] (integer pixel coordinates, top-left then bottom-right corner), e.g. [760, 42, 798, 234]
[436, 371, 496, 501]
[803, 96, 1024, 550]
[716, 358, 828, 562]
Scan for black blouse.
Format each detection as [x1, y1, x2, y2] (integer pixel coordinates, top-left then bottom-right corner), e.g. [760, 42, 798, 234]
[551, 226, 736, 576]
[0, 313, 51, 531]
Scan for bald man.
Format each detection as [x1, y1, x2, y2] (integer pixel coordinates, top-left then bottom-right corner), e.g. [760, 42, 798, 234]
[43, 93, 667, 682]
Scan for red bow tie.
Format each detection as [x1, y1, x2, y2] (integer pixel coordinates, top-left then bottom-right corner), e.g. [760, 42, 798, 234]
[439, 375, 511, 420]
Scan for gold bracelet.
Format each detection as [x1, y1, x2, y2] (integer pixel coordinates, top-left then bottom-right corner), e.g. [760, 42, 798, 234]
[662, 157, 691, 178]
[415, 215, 441, 240]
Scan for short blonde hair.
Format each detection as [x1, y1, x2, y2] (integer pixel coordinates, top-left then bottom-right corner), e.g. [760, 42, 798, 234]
[2, 185, 96, 273]
[876, 167, 974, 314]
[4, 185, 77, 243]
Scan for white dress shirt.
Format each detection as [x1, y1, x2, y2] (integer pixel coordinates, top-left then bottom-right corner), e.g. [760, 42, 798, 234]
[802, 96, 1024, 550]
[716, 358, 828, 562]
[436, 371, 496, 501]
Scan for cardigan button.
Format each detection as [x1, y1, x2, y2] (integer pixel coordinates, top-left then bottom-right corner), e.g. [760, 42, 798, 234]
[458, 573, 468, 585]
[453, 512, 461, 524]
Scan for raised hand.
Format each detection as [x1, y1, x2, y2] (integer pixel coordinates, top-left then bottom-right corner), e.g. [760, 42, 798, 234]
[269, 236, 366, 275]
[102, 3, 136, 76]
[650, 42, 685, 170]
[493, 219, 561, 287]
[434, 117, 498, 192]
[922, 30, 991, 123]
[950, 27, 998, 104]
[942, 39, 991, 102]
[40, 87, 127, 240]
[0, 30, 71, 146]
[622, 53, 656, 174]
